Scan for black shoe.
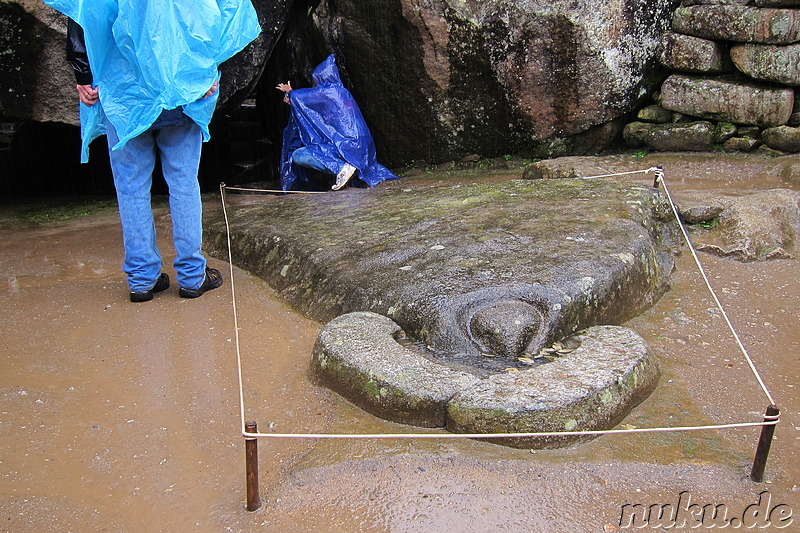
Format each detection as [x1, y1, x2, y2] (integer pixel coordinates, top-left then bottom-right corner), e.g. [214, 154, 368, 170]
[129, 273, 170, 303]
[179, 267, 223, 299]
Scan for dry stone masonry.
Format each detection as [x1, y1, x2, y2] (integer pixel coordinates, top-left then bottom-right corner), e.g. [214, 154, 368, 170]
[625, 0, 800, 154]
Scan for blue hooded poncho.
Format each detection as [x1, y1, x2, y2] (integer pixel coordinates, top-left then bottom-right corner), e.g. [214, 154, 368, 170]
[280, 55, 397, 191]
[43, 0, 261, 162]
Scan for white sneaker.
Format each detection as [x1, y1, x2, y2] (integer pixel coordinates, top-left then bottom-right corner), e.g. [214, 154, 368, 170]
[332, 163, 357, 190]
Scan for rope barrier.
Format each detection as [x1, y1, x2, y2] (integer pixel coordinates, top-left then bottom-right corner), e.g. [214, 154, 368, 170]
[241, 419, 779, 440]
[219, 183, 248, 435]
[571, 167, 662, 180]
[219, 169, 779, 441]
[224, 185, 326, 194]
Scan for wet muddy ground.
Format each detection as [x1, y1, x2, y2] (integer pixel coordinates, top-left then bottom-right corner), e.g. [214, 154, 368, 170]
[1, 155, 798, 532]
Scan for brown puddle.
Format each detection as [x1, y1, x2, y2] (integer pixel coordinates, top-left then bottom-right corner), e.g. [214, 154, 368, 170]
[1, 165, 798, 532]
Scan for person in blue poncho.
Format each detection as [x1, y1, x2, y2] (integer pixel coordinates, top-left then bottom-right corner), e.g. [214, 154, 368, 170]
[276, 55, 397, 191]
[46, 0, 260, 302]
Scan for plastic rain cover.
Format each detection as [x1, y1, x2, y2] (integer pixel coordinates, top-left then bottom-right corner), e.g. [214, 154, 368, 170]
[43, 0, 261, 162]
[280, 54, 398, 191]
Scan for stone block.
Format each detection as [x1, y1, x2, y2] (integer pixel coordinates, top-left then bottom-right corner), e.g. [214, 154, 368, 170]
[693, 189, 800, 260]
[762, 125, 800, 151]
[723, 137, 762, 151]
[681, 0, 755, 4]
[624, 121, 715, 151]
[660, 32, 730, 73]
[731, 43, 800, 85]
[755, 0, 800, 7]
[672, 5, 800, 44]
[660, 74, 794, 126]
[637, 105, 674, 123]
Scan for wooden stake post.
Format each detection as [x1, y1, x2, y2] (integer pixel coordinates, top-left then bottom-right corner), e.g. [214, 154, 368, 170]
[245, 420, 261, 511]
[750, 405, 779, 482]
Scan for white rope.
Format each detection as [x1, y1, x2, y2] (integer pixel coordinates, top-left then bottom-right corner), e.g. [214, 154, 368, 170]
[652, 171, 777, 407]
[243, 419, 779, 440]
[224, 185, 326, 194]
[574, 167, 661, 180]
[220, 183, 248, 435]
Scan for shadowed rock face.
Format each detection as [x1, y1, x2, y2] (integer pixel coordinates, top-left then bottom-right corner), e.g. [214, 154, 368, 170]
[0, 3, 77, 125]
[206, 178, 681, 359]
[278, 0, 677, 164]
[10, 0, 675, 167]
[217, 0, 295, 107]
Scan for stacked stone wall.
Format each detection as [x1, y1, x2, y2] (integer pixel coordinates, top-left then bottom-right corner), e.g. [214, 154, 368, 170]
[624, 0, 800, 154]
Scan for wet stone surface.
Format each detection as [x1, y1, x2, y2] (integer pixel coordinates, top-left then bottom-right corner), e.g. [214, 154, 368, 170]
[206, 178, 681, 359]
[312, 312, 659, 448]
[206, 177, 681, 444]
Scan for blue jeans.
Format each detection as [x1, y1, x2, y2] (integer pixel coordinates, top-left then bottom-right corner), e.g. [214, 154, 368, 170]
[292, 147, 343, 175]
[105, 108, 206, 292]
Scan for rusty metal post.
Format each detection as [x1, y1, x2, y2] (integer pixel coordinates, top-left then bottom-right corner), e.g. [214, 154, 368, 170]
[245, 420, 261, 511]
[750, 405, 779, 482]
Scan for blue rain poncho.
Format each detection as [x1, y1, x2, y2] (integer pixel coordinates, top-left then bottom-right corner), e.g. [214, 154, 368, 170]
[44, 0, 261, 162]
[280, 55, 397, 191]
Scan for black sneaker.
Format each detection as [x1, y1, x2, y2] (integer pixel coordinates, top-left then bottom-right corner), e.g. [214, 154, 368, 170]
[129, 273, 170, 303]
[179, 267, 223, 298]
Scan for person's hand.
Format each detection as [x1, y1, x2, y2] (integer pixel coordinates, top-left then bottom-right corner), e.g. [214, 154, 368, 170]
[203, 81, 219, 99]
[276, 81, 292, 104]
[76, 84, 98, 106]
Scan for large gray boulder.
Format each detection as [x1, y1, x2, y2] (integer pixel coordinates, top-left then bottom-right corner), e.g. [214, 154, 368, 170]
[300, 0, 677, 165]
[731, 43, 800, 85]
[206, 177, 681, 359]
[672, 5, 800, 44]
[660, 74, 795, 126]
[5, 0, 681, 165]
